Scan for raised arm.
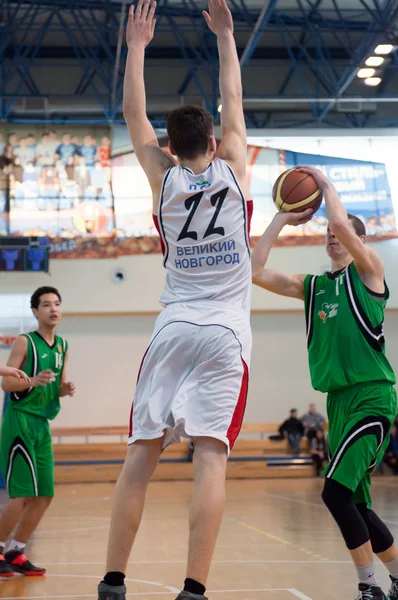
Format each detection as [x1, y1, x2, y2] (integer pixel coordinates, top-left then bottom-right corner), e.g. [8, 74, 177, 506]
[123, 0, 174, 206]
[203, 0, 246, 177]
[297, 166, 384, 283]
[252, 209, 312, 300]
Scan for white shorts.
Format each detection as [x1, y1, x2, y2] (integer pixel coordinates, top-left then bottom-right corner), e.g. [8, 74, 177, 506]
[128, 320, 249, 452]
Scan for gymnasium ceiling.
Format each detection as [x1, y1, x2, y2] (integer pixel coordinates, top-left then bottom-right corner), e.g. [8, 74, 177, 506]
[0, 0, 398, 128]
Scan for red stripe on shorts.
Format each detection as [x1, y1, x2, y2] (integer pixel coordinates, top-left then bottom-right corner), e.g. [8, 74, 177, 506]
[247, 200, 253, 238]
[153, 214, 166, 256]
[226, 359, 249, 450]
[129, 345, 151, 438]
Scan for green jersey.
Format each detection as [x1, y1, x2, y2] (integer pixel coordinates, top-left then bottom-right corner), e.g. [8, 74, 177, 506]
[303, 262, 396, 393]
[9, 331, 68, 420]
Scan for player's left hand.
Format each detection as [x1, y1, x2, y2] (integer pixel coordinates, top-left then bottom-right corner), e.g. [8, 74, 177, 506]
[62, 382, 76, 397]
[127, 0, 157, 49]
[203, 0, 234, 36]
[295, 165, 331, 191]
[0, 366, 31, 383]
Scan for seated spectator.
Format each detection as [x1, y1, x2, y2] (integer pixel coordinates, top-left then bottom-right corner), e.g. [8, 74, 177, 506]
[26, 133, 37, 151]
[55, 133, 79, 165]
[98, 135, 111, 167]
[47, 129, 59, 157]
[36, 132, 56, 165]
[0, 144, 15, 169]
[279, 409, 304, 455]
[383, 417, 398, 475]
[311, 428, 328, 476]
[301, 403, 326, 440]
[79, 135, 97, 167]
[14, 137, 36, 167]
[7, 133, 18, 151]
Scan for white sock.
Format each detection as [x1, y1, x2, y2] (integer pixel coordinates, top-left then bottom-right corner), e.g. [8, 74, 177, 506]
[384, 557, 398, 579]
[356, 562, 378, 586]
[0, 542, 5, 552]
[8, 539, 26, 553]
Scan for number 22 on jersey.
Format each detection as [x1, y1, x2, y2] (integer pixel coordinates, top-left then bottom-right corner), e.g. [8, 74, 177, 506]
[178, 187, 229, 242]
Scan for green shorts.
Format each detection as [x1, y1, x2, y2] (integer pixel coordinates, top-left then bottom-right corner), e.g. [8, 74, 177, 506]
[324, 382, 397, 509]
[0, 408, 54, 498]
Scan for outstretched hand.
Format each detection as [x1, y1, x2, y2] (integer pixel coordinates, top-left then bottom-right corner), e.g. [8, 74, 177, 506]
[203, 0, 234, 36]
[127, 0, 157, 49]
[295, 165, 330, 191]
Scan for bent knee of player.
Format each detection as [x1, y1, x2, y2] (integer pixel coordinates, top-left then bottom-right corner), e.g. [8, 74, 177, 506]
[25, 496, 52, 509]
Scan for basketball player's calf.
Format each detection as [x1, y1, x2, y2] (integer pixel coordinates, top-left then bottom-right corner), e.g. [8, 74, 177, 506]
[0, 496, 50, 576]
[322, 462, 398, 598]
[99, 437, 228, 600]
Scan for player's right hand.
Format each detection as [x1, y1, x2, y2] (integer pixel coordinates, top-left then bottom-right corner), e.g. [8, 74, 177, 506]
[0, 366, 31, 383]
[127, 0, 157, 49]
[31, 370, 54, 387]
[277, 208, 314, 227]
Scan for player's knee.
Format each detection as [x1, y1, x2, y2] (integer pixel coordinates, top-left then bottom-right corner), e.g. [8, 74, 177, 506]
[192, 437, 228, 467]
[321, 478, 353, 513]
[322, 479, 369, 550]
[27, 496, 52, 509]
[356, 502, 394, 553]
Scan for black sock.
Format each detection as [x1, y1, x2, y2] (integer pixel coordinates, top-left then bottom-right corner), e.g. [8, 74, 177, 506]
[183, 578, 206, 596]
[102, 572, 125, 587]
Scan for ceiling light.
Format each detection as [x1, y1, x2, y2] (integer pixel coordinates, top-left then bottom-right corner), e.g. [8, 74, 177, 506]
[374, 44, 393, 55]
[217, 104, 222, 113]
[365, 56, 384, 67]
[364, 77, 382, 87]
[357, 68, 376, 78]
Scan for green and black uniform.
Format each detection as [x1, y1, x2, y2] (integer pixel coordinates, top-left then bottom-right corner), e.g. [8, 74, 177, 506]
[0, 332, 68, 498]
[304, 262, 397, 508]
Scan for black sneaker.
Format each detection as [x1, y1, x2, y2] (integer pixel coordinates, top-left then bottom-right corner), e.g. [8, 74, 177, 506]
[97, 581, 126, 600]
[0, 546, 14, 578]
[388, 576, 398, 600]
[355, 584, 388, 599]
[175, 593, 208, 600]
[4, 549, 46, 576]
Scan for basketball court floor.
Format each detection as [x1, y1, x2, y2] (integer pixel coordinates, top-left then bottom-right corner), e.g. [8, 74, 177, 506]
[0, 477, 397, 600]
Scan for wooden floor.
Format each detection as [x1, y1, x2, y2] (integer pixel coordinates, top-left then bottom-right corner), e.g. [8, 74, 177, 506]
[0, 477, 397, 600]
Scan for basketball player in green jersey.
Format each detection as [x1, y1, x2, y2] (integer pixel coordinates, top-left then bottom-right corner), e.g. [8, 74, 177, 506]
[252, 166, 398, 600]
[0, 286, 75, 578]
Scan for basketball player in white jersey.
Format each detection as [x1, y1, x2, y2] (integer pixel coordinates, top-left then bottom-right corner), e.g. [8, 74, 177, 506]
[97, 1, 251, 599]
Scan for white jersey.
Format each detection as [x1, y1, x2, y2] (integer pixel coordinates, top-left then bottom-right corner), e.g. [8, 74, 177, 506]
[155, 158, 252, 316]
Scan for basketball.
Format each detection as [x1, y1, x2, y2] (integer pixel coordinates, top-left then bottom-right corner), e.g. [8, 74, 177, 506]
[272, 168, 323, 214]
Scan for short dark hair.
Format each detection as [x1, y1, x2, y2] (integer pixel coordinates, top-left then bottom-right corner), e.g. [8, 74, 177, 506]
[347, 214, 366, 237]
[167, 105, 214, 160]
[290, 408, 297, 414]
[31, 286, 62, 309]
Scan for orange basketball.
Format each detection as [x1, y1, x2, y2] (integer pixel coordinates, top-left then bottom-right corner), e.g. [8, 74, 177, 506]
[272, 168, 323, 214]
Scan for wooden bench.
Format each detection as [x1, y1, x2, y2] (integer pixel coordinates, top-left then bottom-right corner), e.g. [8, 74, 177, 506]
[51, 424, 319, 483]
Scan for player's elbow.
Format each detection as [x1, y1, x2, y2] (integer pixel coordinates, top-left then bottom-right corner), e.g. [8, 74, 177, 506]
[123, 103, 139, 122]
[1, 378, 13, 392]
[252, 266, 266, 287]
